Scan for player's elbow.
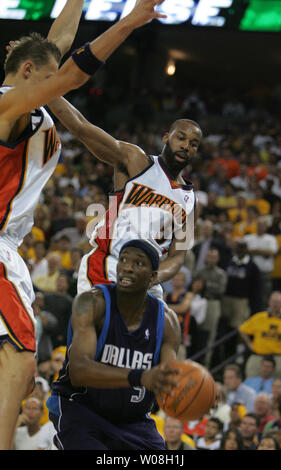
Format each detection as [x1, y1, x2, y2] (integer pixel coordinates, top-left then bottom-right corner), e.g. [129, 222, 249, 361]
[69, 358, 88, 387]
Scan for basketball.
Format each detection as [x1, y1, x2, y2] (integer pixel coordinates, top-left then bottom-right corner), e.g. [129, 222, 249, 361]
[156, 360, 216, 421]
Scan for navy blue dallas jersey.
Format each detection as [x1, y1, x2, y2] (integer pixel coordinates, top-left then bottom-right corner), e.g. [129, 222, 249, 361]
[47, 284, 165, 424]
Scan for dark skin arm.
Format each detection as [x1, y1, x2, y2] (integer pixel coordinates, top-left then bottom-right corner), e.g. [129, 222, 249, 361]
[47, 96, 151, 175]
[69, 289, 180, 395]
[154, 236, 186, 285]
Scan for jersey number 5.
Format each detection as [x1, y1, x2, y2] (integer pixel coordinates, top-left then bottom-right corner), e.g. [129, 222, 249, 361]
[131, 386, 146, 403]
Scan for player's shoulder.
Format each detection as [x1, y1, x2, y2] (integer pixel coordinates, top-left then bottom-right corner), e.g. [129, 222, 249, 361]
[73, 287, 106, 317]
[163, 303, 181, 334]
[119, 140, 152, 173]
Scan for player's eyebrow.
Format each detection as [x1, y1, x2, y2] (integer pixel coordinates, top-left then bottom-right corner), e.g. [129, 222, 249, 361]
[176, 130, 200, 142]
[121, 250, 146, 259]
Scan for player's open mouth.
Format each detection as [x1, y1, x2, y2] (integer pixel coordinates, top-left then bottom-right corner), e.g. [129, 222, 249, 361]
[119, 277, 135, 287]
[175, 152, 188, 162]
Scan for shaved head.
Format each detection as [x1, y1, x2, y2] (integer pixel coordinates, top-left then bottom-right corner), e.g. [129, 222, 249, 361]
[168, 119, 202, 135]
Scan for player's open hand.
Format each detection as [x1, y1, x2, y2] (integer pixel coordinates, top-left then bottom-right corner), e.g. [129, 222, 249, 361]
[127, 0, 167, 28]
[141, 363, 179, 396]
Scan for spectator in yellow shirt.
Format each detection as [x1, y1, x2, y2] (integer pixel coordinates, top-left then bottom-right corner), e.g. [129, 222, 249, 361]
[233, 205, 259, 239]
[33, 253, 62, 293]
[228, 192, 248, 224]
[50, 235, 73, 270]
[246, 188, 271, 216]
[239, 291, 281, 377]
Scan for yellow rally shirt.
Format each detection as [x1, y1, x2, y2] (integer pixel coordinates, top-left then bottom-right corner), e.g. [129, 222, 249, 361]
[239, 312, 281, 355]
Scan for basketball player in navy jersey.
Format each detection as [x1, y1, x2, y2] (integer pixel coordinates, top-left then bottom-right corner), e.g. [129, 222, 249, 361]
[47, 239, 181, 450]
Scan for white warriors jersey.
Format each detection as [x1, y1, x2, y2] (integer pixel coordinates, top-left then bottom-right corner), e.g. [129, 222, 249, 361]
[89, 155, 196, 283]
[0, 86, 61, 248]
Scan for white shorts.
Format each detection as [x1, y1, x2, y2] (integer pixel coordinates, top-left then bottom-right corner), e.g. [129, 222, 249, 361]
[0, 238, 36, 351]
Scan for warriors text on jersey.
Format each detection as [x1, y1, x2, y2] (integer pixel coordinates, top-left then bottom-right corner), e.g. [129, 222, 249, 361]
[47, 284, 165, 423]
[78, 156, 195, 292]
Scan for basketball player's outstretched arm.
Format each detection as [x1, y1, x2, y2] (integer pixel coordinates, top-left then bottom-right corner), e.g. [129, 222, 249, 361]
[68, 290, 179, 396]
[8, 0, 85, 58]
[0, 0, 166, 123]
[47, 0, 85, 57]
[47, 96, 151, 175]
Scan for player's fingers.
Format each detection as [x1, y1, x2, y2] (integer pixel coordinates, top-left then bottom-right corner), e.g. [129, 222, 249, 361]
[158, 373, 178, 389]
[153, 13, 167, 19]
[160, 364, 180, 375]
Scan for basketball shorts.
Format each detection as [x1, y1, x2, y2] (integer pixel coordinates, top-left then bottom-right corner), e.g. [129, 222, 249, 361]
[0, 239, 36, 352]
[77, 244, 164, 300]
[49, 395, 166, 450]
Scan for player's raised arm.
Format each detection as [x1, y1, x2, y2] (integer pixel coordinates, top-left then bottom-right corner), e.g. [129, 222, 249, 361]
[47, 96, 148, 169]
[47, 0, 84, 57]
[0, 0, 166, 122]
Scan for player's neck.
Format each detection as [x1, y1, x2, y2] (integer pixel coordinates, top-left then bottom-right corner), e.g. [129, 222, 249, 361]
[2, 72, 23, 87]
[159, 155, 184, 182]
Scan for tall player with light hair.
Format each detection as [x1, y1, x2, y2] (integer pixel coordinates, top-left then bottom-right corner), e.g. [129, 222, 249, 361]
[0, 0, 167, 450]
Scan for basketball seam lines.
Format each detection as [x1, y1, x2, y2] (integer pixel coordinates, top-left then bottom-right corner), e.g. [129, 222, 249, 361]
[176, 371, 207, 419]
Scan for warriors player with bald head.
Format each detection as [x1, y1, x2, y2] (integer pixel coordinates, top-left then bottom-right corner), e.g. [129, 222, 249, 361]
[48, 88, 203, 298]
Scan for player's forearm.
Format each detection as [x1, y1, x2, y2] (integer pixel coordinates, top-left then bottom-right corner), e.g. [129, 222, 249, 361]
[88, 16, 139, 62]
[88, 0, 165, 61]
[48, 97, 86, 137]
[47, 0, 84, 57]
[69, 357, 132, 389]
[156, 253, 185, 284]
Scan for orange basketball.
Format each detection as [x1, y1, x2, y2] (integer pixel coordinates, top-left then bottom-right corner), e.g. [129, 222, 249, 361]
[156, 360, 216, 421]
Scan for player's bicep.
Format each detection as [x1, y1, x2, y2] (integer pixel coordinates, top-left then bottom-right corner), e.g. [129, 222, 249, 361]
[160, 307, 181, 365]
[69, 291, 101, 365]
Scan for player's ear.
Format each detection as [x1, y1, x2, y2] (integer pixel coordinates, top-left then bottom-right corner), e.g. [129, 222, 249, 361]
[162, 132, 169, 144]
[148, 271, 158, 289]
[22, 61, 33, 79]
